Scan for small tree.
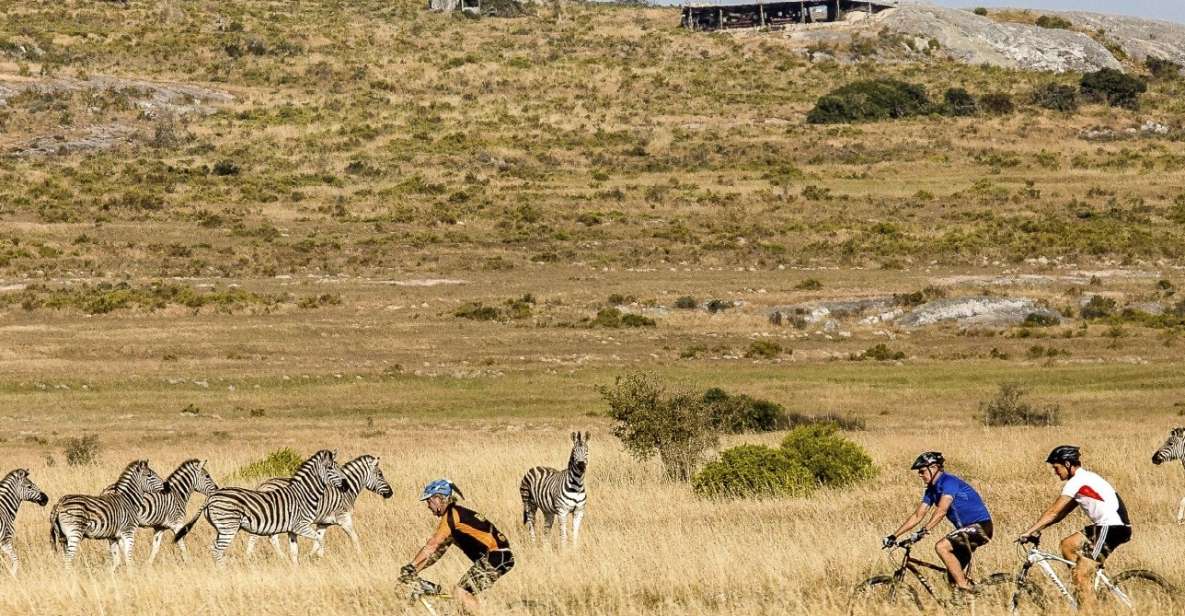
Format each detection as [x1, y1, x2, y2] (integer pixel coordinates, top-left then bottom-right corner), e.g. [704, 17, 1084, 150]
[1081, 68, 1147, 109]
[781, 423, 876, 486]
[943, 88, 977, 117]
[692, 445, 813, 498]
[978, 92, 1015, 115]
[1030, 83, 1079, 113]
[979, 383, 1060, 427]
[600, 372, 718, 481]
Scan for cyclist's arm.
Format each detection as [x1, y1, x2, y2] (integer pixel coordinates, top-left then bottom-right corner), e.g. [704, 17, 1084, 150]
[1020, 495, 1076, 537]
[410, 535, 453, 572]
[921, 494, 954, 534]
[891, 502, 930, 537]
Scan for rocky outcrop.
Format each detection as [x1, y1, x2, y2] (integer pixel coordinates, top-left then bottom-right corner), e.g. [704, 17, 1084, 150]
[1058, 11, 1185, 66]
[883, 3, 1121, 72]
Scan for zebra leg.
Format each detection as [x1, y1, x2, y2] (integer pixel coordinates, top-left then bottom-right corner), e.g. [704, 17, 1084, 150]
[62, 531, 81, 568]
[525, 504, 538, 542]
[148, 529, 165, 565]
[211, 529, 236, 566]
[338, 515, 361, 555]
[1, 540, 18, 577]
[173, 525, 190, 563]
[108, 540, 122, 572]
[572, 506, 585, 547]
[313, 525, 329, 558]
[244, 534, 258, 557]
[268, 534, 288, 562]
[543, 512, 556, 542]
[558, 511, 569, 546]
[120, 532, 135, 570]
[288, 532, 301, 566]
[1177, 495, 1185, 524]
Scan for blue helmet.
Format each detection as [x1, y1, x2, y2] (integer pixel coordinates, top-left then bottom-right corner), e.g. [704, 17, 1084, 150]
[419, 479, 464, 501]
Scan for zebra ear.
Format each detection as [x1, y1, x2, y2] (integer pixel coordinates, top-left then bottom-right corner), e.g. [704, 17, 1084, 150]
[584, 431, 590, 442]
[571, 431, 578, 442]
[200, 460, 207, 469]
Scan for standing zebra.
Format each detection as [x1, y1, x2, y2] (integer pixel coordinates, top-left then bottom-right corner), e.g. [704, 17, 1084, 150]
[121, 460, 218, 564]
[0, 469, 49, 576]
[520, 431, 589, 546]
[173, 449, 345, 565]
[50, 460, 165, 570]
[245, 454, 393, 558]
[1152, 427, 1185, 522]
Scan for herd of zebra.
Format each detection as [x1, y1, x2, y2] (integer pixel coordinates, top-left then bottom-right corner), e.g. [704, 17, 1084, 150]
[0, 432, 590, 575]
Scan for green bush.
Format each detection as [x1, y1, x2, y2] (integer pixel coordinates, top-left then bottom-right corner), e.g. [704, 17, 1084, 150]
[795, 278, 823, 291]
[979, 383, 1060, 427]
[972, 7, 988, 16]
[600, 372, 718, 481]
[1081, 295, 1117, 319]
[806, 79, 931, 124]
[781, 423, 876, 487]
[1146, 56, 1183, 80]
[703, 388, 787, 433]
[1030, 83, 1079, 112]
[851, 343, 905, 361]
[1023, 312, 1060, 327]
[979, 92, 1015, 115]
[1034, 15, 1072, 29]
[622, 313, 656, 327]
[692, 445, 813, 498]
[236, 448, 303, 480]
[593, 307, 622, 327]
[1081, 68, 1147, 109]
[744, 339, 785, 359]
[943, 88, 977, 117]
[454, 302, 501, 320]
[673, 296, 698, 309]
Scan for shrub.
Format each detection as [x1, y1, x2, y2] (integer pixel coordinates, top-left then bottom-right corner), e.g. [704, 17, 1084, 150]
[806, 79, 931, 124]
[979, 383, 1060, 427]
[236, 448, 303, 480]
[1081, 295, 1117, 319]
[703, 388, 787, 433]
[781, 423, 876, 487]
[1146, 56, 1183, 80]
[692, 445, 813, 498]
[674, 296, 698, 309]
[1023, 312, 1060, 327]
[1034, 15, 1072, 29]
[593, 307, 622, 327]
[851, 343, 905, 361]
[63, 435, 100, 466]
[212, 160, 240, 176]
[705, 299, 735, 313]
[943, 88, 977, 117]
[972, 7, 988, 16]
[979, 92, 1015, 115]
[1030, 83, 1079, 112]
[795, 278, 823, 291]
[454, 302, 500, 320]
[745, 339, 784, 359]
[621, 313, 656, 328]
[600, 372, 718, 481]
[1080, 68, 1147, 109]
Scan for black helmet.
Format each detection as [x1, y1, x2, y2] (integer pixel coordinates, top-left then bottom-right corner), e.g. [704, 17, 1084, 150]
[911, 451, 945, 470]
[1045, 445, 1081, 465]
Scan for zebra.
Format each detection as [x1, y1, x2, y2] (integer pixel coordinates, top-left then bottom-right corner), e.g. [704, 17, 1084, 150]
[1152, 427, 1185, 523]
[520, 431, 589, 546]
[173, 449, 345, 565]
[107, 459, 218, 564]
[244, 454, 393, 559]
[0, 469, 49, 576]
[49, 460, 165, 571]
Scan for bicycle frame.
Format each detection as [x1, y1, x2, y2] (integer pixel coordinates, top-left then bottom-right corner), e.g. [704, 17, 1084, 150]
[1016, 545, 1132, 610]
[887, 544, 962, 601]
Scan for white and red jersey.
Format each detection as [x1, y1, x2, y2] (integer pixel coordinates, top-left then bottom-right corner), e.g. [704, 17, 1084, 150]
[1060, 469, 1131, 527]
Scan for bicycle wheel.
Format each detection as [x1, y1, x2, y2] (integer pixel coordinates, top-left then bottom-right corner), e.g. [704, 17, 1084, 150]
[975, 572, 1045, 614]
[1103, 569, 1177, 611]
[848, 575, 922, 615]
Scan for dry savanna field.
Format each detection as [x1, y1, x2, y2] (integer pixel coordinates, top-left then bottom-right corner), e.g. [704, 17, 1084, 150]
[3, 0, 1185, 614]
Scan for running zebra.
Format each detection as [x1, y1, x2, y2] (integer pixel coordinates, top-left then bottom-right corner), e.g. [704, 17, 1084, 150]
[116, 460, 218, 564]
[1152, 427, 1185, 522]
[520, 431, 589, 546]
[0, 469, 49, 576]
[50, 460, 165, 570]
[245, 454, 393, 558]
[173, 449, 345, 565]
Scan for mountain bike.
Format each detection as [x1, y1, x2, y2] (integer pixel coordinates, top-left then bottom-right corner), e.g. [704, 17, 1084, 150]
[849, 536, 1024, 614]
[1008, 534, 1176, 613]
[407, 576, 453, 616]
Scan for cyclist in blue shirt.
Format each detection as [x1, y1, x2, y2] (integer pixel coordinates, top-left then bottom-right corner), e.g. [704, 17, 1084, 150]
[882, 451, 993, 593]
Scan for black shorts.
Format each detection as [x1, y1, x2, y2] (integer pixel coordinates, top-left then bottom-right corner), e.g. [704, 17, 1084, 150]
[946, 521, 993, 570]
[1081, 525, 1131, 562]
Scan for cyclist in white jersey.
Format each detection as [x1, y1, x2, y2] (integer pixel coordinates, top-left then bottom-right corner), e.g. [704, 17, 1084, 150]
[1017, 445, 1132, 610]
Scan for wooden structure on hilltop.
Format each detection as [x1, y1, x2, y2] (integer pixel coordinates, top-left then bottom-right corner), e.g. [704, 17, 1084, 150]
[681, 0, 897, 31]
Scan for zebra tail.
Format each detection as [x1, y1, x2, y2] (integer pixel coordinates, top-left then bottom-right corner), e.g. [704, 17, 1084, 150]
[173, 502, 209, 543]
[49, 509, 62, 553]
[519, 474, 532, 525]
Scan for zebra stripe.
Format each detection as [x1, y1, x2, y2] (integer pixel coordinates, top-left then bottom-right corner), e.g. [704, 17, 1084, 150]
[245, 454, 393, 558]
[49, 460, 165, 571]
[173, 449, 345, 565]
[520, 431, 589, 546]
[108, 460, 218, 564]
[0, 469, 49, 576]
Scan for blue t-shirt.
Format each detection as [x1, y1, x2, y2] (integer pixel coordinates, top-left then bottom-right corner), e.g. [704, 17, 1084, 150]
[922, 472, 991, 528]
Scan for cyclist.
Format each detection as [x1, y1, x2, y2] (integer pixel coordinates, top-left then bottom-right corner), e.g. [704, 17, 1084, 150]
[883, 451, 993, 595]
[400, 479, 515, 614]
[1017, 445, 1131, 611]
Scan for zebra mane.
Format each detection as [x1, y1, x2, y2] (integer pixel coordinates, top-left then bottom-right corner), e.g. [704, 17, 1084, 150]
[164, 459, 203, 491]
[111, 460, 149, 492]
[292, 450, 333, 484]
[0, 469, 26, 487]
[340, 455, 376, 494]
